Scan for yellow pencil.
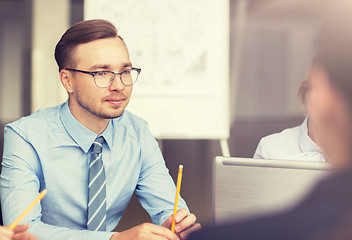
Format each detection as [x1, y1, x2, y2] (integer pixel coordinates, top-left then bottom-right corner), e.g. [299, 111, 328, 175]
[171, 165, 183, 233]
[8, 189, 48, 230]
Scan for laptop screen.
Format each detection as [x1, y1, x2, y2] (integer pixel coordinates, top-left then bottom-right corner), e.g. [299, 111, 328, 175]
[212, 157, 330, 225]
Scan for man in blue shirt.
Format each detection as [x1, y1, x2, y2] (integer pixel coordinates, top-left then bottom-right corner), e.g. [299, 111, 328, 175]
[0, 19, 200, 240]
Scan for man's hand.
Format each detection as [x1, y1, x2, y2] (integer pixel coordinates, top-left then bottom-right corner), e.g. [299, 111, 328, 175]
[162, 208, 201, 239]
[111, 223, 179, 240]
[0, 224, 38, 240]
[0, 226, 13, 240]
[11, 224, 38, 240]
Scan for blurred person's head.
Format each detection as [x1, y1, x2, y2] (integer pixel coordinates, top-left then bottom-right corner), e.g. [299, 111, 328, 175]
[303, 3, 352, 169]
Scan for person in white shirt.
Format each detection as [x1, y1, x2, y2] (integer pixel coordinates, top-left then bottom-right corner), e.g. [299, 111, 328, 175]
[254, 76, 326, 162]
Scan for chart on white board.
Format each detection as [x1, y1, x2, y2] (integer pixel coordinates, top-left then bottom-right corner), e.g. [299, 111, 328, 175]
[85, 0, 229, 139]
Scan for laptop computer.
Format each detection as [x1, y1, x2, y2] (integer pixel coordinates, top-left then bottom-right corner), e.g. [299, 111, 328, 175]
[212, 157, 330, 225]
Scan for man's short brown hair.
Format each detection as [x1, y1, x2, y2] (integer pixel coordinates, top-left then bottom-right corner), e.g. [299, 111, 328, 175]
[54, 19, 124, 71]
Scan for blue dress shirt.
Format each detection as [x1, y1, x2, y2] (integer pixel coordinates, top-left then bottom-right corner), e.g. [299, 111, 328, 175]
[1, 101, 188, 240]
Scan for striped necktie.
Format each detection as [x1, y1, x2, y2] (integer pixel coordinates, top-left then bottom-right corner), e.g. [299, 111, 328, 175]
[87, 136, 106, 231]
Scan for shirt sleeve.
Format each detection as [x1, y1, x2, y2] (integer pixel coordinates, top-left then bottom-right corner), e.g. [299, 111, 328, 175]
[253, 138, 267, 159]
[135, 124, 189, 226]
[0, 126, 115, 240]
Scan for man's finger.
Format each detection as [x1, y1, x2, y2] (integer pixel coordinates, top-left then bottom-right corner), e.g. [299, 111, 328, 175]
[151, 224, 179, 240]
[162, 215, 173, 228]
[12, 224, 29, 234]
[175, 213, 197, 233]
[151, 235, 173, 240]
[162, 208, 189, 229]
[179, 223, 202, 240]
[174, 208, 189, 223]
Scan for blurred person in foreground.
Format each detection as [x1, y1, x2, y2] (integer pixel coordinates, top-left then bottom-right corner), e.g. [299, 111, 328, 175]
[190, 3, 352, 240]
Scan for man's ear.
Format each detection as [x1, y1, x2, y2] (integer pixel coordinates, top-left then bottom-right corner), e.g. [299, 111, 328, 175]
[60, 69, 74, 93]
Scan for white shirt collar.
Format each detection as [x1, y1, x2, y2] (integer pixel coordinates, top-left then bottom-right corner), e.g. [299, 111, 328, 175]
[299, 116, 322, 154]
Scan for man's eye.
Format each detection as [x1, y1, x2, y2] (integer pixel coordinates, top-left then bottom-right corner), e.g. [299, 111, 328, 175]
[96, 71, 108, 77]
[121, 70, 130, 76]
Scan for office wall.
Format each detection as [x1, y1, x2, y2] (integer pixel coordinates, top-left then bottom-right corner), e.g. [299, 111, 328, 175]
[31, 0, 69, 112]
[0, 1, 25, 123]
[235, 18, 317, 120]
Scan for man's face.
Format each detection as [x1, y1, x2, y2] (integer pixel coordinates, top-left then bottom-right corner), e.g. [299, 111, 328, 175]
[68, 37, 133, 120]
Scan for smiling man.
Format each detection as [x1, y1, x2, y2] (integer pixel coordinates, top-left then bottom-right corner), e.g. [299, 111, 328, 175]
[0, 19, 200, 240]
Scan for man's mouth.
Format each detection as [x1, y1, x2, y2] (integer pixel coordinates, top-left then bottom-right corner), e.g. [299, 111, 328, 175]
[106, 98, 126, 105]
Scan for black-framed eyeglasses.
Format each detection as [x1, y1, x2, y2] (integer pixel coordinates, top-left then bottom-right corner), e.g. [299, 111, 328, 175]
[66, 67, 141, 88]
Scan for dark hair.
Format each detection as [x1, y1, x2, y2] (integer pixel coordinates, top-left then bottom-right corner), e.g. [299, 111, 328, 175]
[54, 19, 124, 71]
[297, 79, 310, 105]
[313, 3, 352, 107]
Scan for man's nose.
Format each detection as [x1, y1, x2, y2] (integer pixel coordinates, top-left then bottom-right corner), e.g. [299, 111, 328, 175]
[109, 74, 124, 92]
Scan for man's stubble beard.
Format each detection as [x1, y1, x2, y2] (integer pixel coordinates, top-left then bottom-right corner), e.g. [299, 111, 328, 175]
[76, 93, 128, 119]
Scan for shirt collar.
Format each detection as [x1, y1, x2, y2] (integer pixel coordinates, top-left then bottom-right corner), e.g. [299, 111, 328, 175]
[299, 116, 322, 153]
[100, 120, 113, 151]
[60, 101, 114, 153]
